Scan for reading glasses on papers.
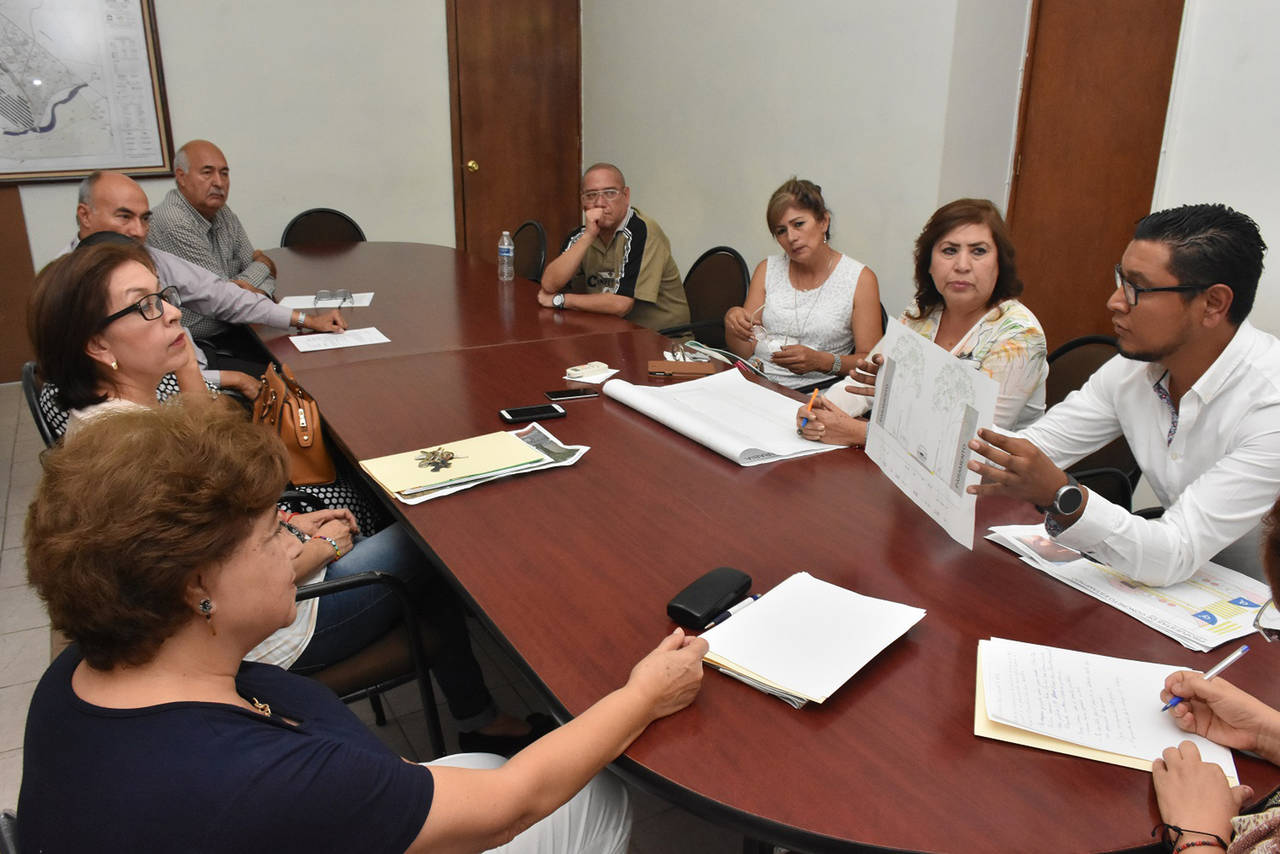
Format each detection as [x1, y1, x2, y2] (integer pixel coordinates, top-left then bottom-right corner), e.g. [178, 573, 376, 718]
[1254, 598, 1280, 642]
[100, 285, 181, 328]
[1114, 264, 1212, 306]
[314, 288, 354, 308]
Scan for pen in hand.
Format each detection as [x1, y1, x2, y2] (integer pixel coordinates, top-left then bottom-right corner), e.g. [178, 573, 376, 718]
[1161, 643, 1250, 711]
[798, 389, 820, 429]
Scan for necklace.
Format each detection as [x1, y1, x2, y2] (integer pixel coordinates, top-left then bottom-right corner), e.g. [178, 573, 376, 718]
[789, 249, 838, 344]
[250, 697, 271, 716]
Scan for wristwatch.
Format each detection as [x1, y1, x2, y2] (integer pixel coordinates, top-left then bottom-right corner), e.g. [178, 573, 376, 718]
[294, 311, 308, 329]
[1036, 473, 1084, 516]
[552, 293, 566, 309]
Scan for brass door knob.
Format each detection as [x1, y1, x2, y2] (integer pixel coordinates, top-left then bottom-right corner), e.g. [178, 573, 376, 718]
[466, 160, 479, 173]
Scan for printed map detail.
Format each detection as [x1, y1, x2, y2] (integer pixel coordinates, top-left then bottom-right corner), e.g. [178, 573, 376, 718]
[0, 0, 163, 172]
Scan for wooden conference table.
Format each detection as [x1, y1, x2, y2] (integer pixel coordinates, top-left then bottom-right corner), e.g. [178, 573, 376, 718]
[266, 243, 1280, 853]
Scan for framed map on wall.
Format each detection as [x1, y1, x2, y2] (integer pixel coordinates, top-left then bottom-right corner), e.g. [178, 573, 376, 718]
[0, 0, 173, 182]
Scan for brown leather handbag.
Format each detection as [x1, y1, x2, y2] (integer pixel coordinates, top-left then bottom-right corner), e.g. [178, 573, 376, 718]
[253, 363, 336, 485]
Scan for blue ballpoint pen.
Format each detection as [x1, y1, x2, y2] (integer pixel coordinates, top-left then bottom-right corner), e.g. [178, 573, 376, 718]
[1162, 643, 1250, 712]
[704, 594, 760, 630]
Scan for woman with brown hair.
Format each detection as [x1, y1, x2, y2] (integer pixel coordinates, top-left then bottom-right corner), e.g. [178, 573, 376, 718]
[724, 177, 883, 390]
[797, 198, 1048, 446]
[18, 402, 706, 852]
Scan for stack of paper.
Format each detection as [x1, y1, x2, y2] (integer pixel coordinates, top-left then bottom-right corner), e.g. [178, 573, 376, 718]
[359, 424, 588, 504]
[701, 572, 926, 708]
[988, 524, 1268, 651]
[601, 370, 840, 466]
[976, 638, 1239, 783]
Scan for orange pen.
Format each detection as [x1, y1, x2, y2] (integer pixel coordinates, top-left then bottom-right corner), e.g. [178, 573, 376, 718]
[799, 388, 820, 429]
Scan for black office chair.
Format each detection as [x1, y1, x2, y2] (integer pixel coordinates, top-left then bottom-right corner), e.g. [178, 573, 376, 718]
[1045, 334, 1140, 510]
[293, 571, 446, 758]
[512, 220, 547, 283]
[658, 245, 749, 350]
[280, 208, 367, 247]
[21, 362, 57, 448]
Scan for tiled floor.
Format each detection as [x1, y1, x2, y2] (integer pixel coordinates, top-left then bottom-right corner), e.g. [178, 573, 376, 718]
[0, 381, 744, 852]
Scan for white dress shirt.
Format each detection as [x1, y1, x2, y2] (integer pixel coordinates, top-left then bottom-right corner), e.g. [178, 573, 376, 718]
[1018, 321, 1280, 586]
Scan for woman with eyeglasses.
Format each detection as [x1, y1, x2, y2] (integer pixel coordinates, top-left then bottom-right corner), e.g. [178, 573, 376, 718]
[27, 243, 553, 755]
[724, 177, 884, 391]
[794, 198, 1048, 446]
[1150, 504, 1280, 854]
[18, 402, 706, 852]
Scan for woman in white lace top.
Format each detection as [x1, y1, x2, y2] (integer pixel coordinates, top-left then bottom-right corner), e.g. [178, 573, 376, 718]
[724, 178, 883, 390]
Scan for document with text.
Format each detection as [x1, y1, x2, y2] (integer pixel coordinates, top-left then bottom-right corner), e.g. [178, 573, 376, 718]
[977, 637, 1238, 783]
[865, 320, 997, 548]
[987, 524, 1268, 651]
[289, 327, 389, 352]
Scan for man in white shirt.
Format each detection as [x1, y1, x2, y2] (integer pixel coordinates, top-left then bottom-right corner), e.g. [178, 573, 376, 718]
[968, 203, 1280, 586]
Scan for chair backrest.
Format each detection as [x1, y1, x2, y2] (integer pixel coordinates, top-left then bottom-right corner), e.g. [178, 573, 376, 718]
[22, 362, 58, 448]
[280, 208, 367, 248]
[1045, 334, 1119, 408]
[1045, 334, 1140, 504]
[682, 246, 749, 350]
[512, 220, 547, 282]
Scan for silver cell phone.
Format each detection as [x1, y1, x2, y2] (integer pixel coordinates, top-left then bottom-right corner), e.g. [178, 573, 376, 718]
[545, 389, 600, 402]
[499, 403, 566, 423]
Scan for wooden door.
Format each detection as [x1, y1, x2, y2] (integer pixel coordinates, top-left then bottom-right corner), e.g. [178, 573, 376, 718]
[448, 0, 581, 262]
[1007, 0, 1183, 351]
[0, 185, 36, 383]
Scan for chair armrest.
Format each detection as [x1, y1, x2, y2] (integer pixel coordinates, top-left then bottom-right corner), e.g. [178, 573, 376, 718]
[1070, 466, 1135, 513]
[278, 489, 324, 515]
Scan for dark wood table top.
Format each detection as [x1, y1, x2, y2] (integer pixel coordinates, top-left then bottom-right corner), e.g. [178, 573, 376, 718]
[294, 327, 1280, 853]
[258, 242, 635, 368]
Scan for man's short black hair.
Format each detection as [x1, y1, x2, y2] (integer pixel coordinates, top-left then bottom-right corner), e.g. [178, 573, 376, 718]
[1133, 203, 1266, 325]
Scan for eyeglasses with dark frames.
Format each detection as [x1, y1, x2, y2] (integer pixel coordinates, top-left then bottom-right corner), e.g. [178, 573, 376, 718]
[99, 285, 181, 329]
[1113, 264, 1212, 306]
[1254, 598, 1280, 642]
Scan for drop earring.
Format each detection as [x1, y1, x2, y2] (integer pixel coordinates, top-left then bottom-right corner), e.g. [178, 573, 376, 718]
[110, 359, 118, 371]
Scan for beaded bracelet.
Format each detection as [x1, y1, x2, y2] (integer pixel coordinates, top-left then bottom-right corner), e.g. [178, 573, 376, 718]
[1152, 823, 1228, 852]
[318, 536, 343, 560]
[1173, 840, 1227, 853]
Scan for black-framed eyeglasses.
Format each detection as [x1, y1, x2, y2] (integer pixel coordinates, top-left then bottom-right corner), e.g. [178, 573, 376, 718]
[581, 188, 622, 203]
[1113, 264, 1211, 306]
[99, 285, 181, 328]
[1254, 598, 1280, 642]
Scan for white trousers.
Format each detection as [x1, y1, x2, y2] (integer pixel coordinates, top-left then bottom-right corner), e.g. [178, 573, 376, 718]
[427, 753, 632, 854]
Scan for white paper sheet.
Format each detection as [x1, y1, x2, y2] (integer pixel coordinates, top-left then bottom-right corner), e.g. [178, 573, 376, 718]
[279, 292, 374, 309]
[602, 370, 839, 466]
[987, 525, 1269, 651]
[702, 572, 926, 704]
[865, 320, 997, 548]
[289, 327, 389, 352]
[981, 638, 1238, 781]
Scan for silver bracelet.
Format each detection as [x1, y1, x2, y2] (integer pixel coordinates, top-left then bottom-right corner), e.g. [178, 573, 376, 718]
[831, 353, 842, 374]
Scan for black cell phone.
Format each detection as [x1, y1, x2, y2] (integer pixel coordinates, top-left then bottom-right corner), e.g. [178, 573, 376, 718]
[545, 388, 600, 402]
[498, 403, 567, 423]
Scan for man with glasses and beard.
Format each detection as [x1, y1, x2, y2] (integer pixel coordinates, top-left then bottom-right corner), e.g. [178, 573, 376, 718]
[968, 204, 1280, 586]
[538, 162, 689, 331]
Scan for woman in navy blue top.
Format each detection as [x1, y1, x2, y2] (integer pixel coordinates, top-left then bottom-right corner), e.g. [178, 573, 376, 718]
[19, 401, 707, 853]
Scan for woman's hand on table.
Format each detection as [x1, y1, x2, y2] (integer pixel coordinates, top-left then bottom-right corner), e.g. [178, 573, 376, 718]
[626, 628, 708, 722]
[795, 395, 866, 446]
[1162, 672, 1280, 760]
[1152, 740, 1247, 848]
[771, 344, 829, 374]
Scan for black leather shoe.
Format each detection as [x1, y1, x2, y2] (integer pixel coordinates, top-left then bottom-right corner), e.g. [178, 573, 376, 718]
[458, 713, 556, 757]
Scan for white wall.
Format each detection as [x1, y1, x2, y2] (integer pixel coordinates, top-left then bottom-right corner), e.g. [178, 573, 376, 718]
[19, 0, 456, 269]
[1153, 0, 1280, 336]
[581, 0, 1030, 317]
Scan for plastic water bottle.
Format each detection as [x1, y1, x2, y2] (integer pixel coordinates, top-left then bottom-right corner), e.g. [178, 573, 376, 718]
[498, 231, 514, 281]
